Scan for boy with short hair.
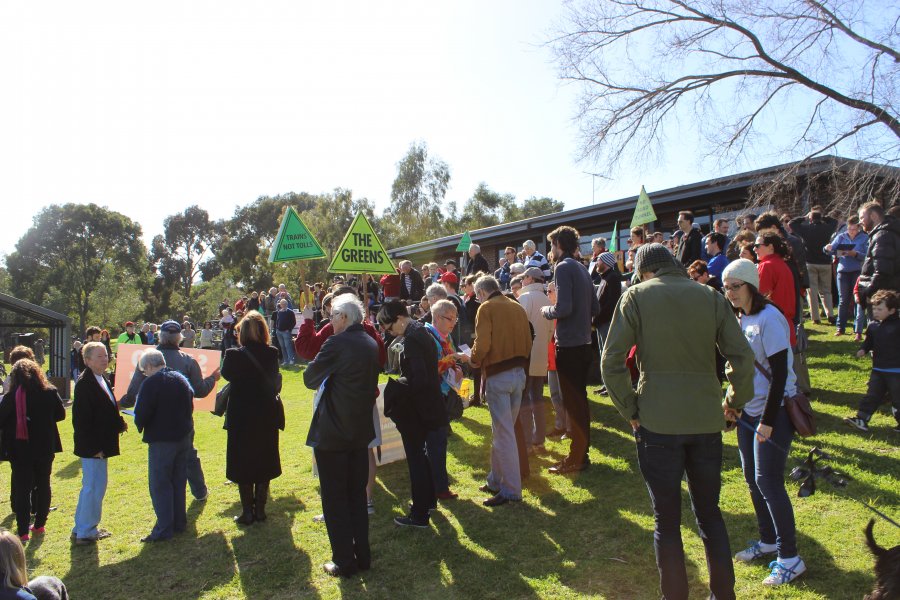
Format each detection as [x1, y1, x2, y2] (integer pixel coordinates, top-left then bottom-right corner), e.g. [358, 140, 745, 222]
[844, 289, 900, 433]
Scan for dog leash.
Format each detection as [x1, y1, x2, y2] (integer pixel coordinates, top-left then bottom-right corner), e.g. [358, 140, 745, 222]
[731, 416, 900, 529]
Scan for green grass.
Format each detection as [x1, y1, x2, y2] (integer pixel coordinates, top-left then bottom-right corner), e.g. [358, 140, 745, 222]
[2, 322, 898, 599]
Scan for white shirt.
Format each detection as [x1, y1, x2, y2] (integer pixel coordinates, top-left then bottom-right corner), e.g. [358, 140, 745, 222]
[739, 304, 797, 417]
[94, 372, 116, 405]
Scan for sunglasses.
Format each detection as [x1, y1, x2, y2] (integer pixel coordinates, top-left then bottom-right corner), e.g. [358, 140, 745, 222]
[753, 242, 767, 248]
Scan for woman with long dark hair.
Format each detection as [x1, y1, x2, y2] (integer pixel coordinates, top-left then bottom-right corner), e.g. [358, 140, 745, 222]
[722, 259, 806, 586]
[0, 360, 65, 542]
[754, 233, 797, 347]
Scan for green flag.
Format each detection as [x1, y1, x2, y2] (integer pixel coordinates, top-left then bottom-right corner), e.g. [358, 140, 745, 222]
[268, 207, 326, 263]
[630, 186, 657, 228]
[609, 221, 618, 252]
[455, 231, 472, 252]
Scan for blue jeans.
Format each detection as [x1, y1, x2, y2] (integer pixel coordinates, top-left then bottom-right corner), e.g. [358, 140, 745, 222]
[425, 425, 450, 494]
[736, 408, 797, 559]
[548, 371, 568, 431]
[485, 367, 525, 500]
[518, 376, 546, 446]
[147, 433, 191, 540]
[72, 458, 108, 539]
[836, 271, 866, 333]
[635, 427, 735, 600]
[187, 428, 207, 500]
[276, 330, 296, 364]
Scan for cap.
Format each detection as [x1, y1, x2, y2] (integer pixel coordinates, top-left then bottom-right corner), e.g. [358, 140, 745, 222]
[439, 272, 458, 284]
[160, 320, 183, 333]
[722, 258, 760, 289]
[634, 243, 678, 274]
[599, 252, 617, 268]
[124, 321, 135, 327]
[523, 267, 545, 281]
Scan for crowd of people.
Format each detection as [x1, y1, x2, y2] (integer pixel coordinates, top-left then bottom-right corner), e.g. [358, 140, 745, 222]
[1, 199, 898, 598]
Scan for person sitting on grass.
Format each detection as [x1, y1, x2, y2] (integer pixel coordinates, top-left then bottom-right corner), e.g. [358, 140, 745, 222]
[844, 289, 900, 433]
[0, 529, 68, 600]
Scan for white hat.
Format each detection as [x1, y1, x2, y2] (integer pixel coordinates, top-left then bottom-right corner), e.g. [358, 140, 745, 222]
[722, 258, 759, 289]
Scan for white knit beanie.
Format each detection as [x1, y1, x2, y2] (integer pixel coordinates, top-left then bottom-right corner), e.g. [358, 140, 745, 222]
[722, 258, 760, 289]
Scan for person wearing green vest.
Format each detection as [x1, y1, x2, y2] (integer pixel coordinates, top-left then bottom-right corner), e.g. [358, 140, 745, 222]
[116, 322, 142, 346]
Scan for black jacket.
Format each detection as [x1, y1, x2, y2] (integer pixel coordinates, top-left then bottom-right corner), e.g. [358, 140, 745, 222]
[789, 216, 837, 264]
[303, 324, 380, 451]
[594, 267, 623, 326]
[675, 228, 702, 266]
[399, 268, 426, 302]
[385, 321, 447, 433]
[861, 312, 900, 370]
[466, 252, 490, 276]
[72, 370, 127, 458]
[0, 387, 65, 461]
[858, 217, 900, 302]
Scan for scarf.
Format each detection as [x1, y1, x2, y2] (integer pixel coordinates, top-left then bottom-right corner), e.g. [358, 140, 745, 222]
[15, 386, 28, 441]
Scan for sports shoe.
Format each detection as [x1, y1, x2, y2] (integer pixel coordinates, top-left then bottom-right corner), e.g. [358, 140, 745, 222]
[29, 525, 45, 535]
[843, 416, 869, 432]
[19, 534, 29, 543]
[734, 540, 777, 562]
[312, 514, 325, 523]
[393, 515, 429, 529]
[367, 501, 375, 515]
[763, 557, 806, 585]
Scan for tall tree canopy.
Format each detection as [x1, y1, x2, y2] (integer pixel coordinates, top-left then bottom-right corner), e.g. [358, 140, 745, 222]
[384, 141, 453, 246]
[6, 203, 148, 335]
[551, 0, 899, 183]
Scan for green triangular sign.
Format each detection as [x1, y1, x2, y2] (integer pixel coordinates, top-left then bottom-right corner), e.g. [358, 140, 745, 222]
[630, 186, 658, 228]
[328, 212, 395, 275]
[609, 221, 618, 252]
[455, 231, 472, 252]
[269, 207, 326, 263]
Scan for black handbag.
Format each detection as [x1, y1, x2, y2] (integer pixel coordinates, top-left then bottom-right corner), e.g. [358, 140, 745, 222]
[213, 382, 230, 417]
[444, 388, 464, 421]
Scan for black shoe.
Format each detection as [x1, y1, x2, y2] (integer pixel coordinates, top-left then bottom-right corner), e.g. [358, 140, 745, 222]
[478, 484, 499, 495]
[323, 561, 357, 578]
[394, 515, 429, 529]
[140, 535, 169, 543]
[254, 482, 269, 522]
[483, 494, 509, 507]
[548, 461, 589, 475]
[235, 483, 255, 525]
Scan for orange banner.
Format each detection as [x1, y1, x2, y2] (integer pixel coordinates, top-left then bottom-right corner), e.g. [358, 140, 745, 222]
[113, 344, 221, 412]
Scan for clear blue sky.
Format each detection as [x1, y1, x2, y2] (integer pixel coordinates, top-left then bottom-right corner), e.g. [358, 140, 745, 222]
[0, 0, 862, 258]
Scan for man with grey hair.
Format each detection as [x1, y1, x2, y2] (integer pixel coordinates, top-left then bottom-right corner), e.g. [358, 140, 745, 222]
[460, 275, 532, 506]
[601, 243, 754, 600]
[121, 320, 220, 501]
[466, 242, 490, 276]
[399, 260, 425, 302]
[523, 239, 552, 281]
[588, 238, 608, 284]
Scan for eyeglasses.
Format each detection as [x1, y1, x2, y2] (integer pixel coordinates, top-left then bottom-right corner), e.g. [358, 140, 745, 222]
[439, 314, 458, 323]
[723, 282, 747, 292]
[753, 242, 767, 249]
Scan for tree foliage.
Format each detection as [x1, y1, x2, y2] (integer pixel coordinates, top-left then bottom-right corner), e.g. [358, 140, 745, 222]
[6, 203, 148, 335]
[384, 141, 453, 246]
[551, 0, 899, 176]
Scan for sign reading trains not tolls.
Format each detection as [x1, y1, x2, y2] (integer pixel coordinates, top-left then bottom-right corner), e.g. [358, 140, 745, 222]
[269, 207, 326, 263]
[328, 212, 396, 275]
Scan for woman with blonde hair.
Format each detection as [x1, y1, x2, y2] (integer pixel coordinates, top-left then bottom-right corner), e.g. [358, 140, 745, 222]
[0, 529, 68, 599]
[221, 311, 282, 526]
[0, 361, 65, 542]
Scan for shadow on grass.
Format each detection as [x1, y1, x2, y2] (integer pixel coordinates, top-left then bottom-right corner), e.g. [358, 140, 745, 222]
[54, 458, 82, 480]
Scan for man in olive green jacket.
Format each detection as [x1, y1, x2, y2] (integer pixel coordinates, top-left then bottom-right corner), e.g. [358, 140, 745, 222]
[601, 243, 754, 600]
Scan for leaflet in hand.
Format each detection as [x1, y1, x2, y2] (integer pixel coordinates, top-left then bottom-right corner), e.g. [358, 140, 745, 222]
[457, 344, 471, 357]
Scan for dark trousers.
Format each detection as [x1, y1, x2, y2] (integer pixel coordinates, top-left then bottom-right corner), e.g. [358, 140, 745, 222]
[555, 344, 593, 466]
[315, 447, 370, 572]
[425, 426, 450, 494]
[635, 427, 735, 600]
[858, 370, 900, 423]
[736, 408, 797, 558]
[11, 455, 54, 537]
[400, 428, 435, 521]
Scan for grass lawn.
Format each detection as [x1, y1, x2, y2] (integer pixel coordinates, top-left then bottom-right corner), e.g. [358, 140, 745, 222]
[2, 322, 898, 599]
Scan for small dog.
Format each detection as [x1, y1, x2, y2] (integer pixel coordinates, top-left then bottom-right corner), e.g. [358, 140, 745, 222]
[864, 519, 900, 600]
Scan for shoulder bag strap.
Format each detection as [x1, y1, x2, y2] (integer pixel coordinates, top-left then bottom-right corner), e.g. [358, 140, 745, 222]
[754, 359, 772, 382]
[242, 348, 279, 391]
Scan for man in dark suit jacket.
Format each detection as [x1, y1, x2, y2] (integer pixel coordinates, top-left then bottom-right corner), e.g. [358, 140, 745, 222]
[398, 260, 425, 302]
[466, 243, 491, 276]
[304, 294, 380, 578]
[675, 211, 703, 266]
[71, 341, 127, 545]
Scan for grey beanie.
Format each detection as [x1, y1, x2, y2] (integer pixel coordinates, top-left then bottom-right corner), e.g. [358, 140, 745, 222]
[634, 243, 676, 274]
[599, 252, 617, 268]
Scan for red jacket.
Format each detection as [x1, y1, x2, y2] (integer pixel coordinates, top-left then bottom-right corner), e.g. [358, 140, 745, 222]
[757, 254, 797, 346]
[295, 319, 387, 367]
[380, 274, 401, 298]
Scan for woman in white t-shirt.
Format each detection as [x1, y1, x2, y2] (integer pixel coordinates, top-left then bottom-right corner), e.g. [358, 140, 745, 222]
[722, 259, 806, 587]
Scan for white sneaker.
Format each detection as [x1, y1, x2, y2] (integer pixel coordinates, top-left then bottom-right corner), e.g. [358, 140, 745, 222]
[312, 514, 325, 523]
[734, 540, 777, 562]
[763, 557, 806, 585]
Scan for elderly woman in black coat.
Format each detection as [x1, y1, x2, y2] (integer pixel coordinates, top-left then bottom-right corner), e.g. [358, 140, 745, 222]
[304, 293, 381, 578]
[0, 359, 65, 542]
[221, 311, 282, 526]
